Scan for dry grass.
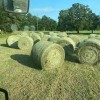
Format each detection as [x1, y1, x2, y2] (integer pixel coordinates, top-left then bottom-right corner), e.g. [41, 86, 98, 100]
[0, 34, 100, 100]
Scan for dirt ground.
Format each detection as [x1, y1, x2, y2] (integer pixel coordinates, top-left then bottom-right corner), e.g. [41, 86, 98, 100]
[0, 35, 100, 100]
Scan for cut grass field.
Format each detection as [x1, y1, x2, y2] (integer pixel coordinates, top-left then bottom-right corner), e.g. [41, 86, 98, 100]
[0, 34, 100, 100]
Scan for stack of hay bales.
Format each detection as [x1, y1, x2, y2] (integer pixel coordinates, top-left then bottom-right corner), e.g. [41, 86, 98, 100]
[32, 41, 65, 70]
[76, 38, 100, 65]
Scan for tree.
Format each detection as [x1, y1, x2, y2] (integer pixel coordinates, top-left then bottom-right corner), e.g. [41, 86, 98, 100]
[58, 3, 94, 33]
[39, 15, 57, 31]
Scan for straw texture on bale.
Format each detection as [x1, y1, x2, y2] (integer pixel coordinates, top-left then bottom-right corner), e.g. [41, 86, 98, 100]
[56, 37, 76, 49]
[32, 41, 65, 70]
[57, 32, 67, 38]
[6, 35, 20, 48]
[88, 34, 96, 38]
[30, 32, 41, 43]
[18, 36, 34, 50]
[68, 35, 80, 46]
[41, 34, 51, 41]
[49, 32, 58, 37]
[48, 36, 60, 43]
[38, 32, 44, 38]
[77, 38, 100, 65]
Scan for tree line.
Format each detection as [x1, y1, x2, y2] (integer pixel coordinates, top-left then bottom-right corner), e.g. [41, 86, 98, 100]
[0, 3, 100, 33]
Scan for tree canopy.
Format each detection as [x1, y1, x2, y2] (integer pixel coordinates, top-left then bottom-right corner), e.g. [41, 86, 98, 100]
[57, 3, 100, 33]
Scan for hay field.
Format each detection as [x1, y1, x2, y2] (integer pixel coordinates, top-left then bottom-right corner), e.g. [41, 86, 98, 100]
[0, 34, 100, 100]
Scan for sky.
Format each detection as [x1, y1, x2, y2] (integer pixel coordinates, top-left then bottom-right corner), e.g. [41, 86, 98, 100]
[29, 0, 100, 21]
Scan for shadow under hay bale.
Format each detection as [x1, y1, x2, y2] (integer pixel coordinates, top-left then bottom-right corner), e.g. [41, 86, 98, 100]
[64, 45, 79, 63]
[10, 54, 42, 70]
[0, 88, 9, 100]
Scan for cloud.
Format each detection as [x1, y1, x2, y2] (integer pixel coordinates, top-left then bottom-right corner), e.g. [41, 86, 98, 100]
[30, 7, 60, 13]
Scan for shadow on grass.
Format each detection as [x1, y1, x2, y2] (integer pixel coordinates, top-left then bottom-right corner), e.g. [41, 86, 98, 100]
[0, 88, 9, 100]
[64, 46, 79, 63]
[10, 54, 42, 70]
[0, 44, 8, 47]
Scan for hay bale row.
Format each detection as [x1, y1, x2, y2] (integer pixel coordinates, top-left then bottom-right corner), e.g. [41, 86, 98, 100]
[32, 41, 65, 70]
[77, 38, 100, 65]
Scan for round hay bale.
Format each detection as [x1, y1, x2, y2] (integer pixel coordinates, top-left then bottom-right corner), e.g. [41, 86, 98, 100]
[30, 32, 41, 43]
[68, 35, 80, 46]
[19, 31, 28, 36]
[49, 32, 58, 37]
[93, 34, 100, 40]
[41, 34, 51, 41]
[57, 32, 67, 38]
[32, 41, 65, 70]
[6, 35, 20, 48]
[18, 36, 34, 50]
[77, 38, 100, 65]
[48, 36, 60, 43]
[56, 37, 76, 57]
[88, 34, 96, 38]
[56, 37, 76, 49]
[38, 32, 44, 38]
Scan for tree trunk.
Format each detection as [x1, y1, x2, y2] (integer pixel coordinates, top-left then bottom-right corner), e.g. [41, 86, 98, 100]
[92, 30, 94, 34]
[76, 29, 79, 34]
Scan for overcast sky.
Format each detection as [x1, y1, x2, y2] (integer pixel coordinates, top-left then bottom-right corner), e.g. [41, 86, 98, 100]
[29, 0, 100, 21]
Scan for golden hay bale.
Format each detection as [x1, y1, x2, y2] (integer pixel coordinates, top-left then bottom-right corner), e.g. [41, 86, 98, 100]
[77, 38, 100, 65]
[18, 36, 34, 50]
[6, 35, 21, 48]
[32, 41, 65, 70]
[68, 35, 80, 46]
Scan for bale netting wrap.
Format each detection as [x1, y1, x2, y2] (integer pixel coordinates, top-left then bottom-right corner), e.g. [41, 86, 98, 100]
[68, 35, 80, 46]
[77, 38, 100, 65]
[32, 41, 65, 70]
[48, 36, 60, 43]
[30, 32, 41, 43]
[18, 36, 34, 50]
[6, 35, 20, 48]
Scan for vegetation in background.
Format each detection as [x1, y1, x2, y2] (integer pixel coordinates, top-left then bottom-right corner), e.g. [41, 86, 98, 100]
[0, 2, 100, 33]
[57, 3, 100, 33]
